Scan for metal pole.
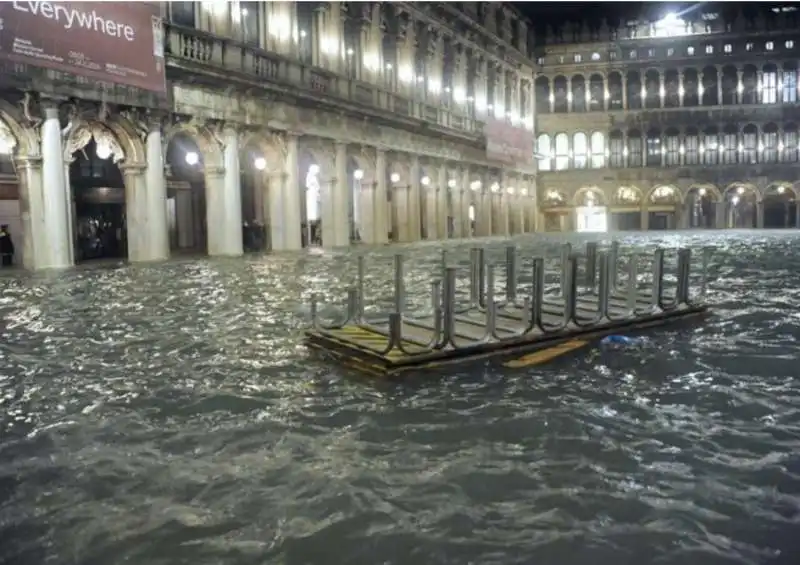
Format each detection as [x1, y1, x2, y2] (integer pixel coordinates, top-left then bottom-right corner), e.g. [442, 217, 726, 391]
[477, 247, 486, 308]
[627, 253, 640, 312]
[567, 254, 579, 324]
[700, 248, 711, 298]
[596, 252, 609, 319]
[677, 248, 691, 305]
[505, 245, 517, 302]
[430, 280, 441, 314]
[486, 264, 496, 336]
[560, 243, 572, 298]
[609, 240, 620, 291]
[356, 255, 365, 321]
[393, 254, 405, 314]
[585, 241, 598, 291]
[346, 287, 359, 323]
[469, 248, 480, 307]
[443, 266, 457, 346]
[651, 249, 664, 310]
[532, 257, 545, 329]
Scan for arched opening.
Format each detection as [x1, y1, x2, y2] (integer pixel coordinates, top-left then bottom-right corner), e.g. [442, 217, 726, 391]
[610, 186, 642, 230]
[702, 126, 719, 165]
[644, 69, 661, 109]
[701, 66, 718, 106]
[573, 132, 588, 169]
[645, 128, 662, 167]
[588, 74, 604, 111]
[683, 68, 699, 106]
[762, 64, 778, 104]
[301, 154, 322, 247]
[783, 123, 799, 163]
[741, 124, 758, 164]
[348, 157, 362, 242]
[685, 185, 717, 228]
[684, 127, 700, 165]
[608, 72, 623, 110]
[609, 130, 624, 168]
[763, 183, 797, 228]
[553, 76, 568, 113]
[535, 77, 551, 114]
[721, 66, 738, 105]
[165, 132, 208, 255]
[468, 202, 476, 236]
[574, 187, 607, 232]
[68, 123, 128, 262]
[626, 71, 642, 110]
[742, 65, 758, 105]
[238, 140, 270, 252]
[627, 129, 643, 167]
[0, 117, 20, 267]
[590, 131, 605, 169]
[647, 185, 680, 230]
[721, 125, 738, 165]
[537, 134, 552, 171]
[664, 128, 680, 166]
[571, 75, 586, 112]
[664, 69, 680, 108]
[783, 62, 797, 104]
[723, 184, 758, 228]
[541, 189, 569, 232]
[762, 123, 779, 164]
[554, 132, 570, 170]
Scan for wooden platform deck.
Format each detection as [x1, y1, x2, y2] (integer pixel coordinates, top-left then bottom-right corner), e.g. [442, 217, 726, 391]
[304, 291, 709, 376]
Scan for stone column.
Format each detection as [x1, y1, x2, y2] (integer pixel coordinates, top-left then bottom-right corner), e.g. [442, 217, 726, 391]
[126, 122, 169, 262]
[424, 178, 438, 240]
[516, 194, 526, 234]
[499, 191, 511, 236]
[756, 201, 764, 229]
[42, 105, 72, 269]
[409, 155, 422, 241]
[640, 206, 649, 231]
[358, 178, 374, 244]
[333, 142, 351, 247]
[437, 165, 449, 239]
[795, 201, 800, 229]
[479, 189, 493, 237]
[374, 150, 389, 244]
[283, 134, 303, 249]
[451, 186, 463, 239]
[206, 126, 244, 256]
[461, 169, 473, 237]
[714, 202, 726, 229]
[15, 157, 42, 269]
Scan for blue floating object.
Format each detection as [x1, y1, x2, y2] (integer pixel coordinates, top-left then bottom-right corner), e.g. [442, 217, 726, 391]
[601, 335, 638, 346]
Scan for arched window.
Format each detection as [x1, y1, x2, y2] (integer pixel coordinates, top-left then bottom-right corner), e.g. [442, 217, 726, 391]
[572, 76, 587, 112]
[170, 1, 196, 27]
[553, 76, 568, 113]
[783, 63, 798, 103]
[664, 128, 680, 166]
[684, 127, 699, 165]
[628, 129, 643, 167]
[590, 132, 605, 168]
[762, 123, 779, 163]
[608, 72, 623, 110]
[240, 1, 261, 45]
[609, 130, 624, 168]
[537, 134, 552, 171]
[573, 132, 588, 168]
[555, 133, 570, 170]
[741, 124, 758, 164]
[702, 127, 719, 165]
[721, 125, 738, 164]
[646, 129, 662, 166]
[762, 65, 778, 104]
[536, 77, 551, 114]
[783, 123, 799, 162]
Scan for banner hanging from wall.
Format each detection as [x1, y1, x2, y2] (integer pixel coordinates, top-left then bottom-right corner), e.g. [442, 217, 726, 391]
[0, 1, 166, 93]
[485, 118, 535, 166]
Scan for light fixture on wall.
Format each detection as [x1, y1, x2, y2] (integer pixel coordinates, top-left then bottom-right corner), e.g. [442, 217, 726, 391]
[521, 188, 528, 196]
[346, 47, 354, 56]
[447, 179, 456, 188]
[470, 180, 481, 191]
[506, 187, 515, 194]
[421, 176, 431, 186]
[95, 143, 112, 160]
[354, 169, 364, 180]
[185, 151, 199, 165]
[390, 172, 400, 183]
[254, 157, 266, 170]
[309, 164, 320, 175]
[490, 182, 500, 193]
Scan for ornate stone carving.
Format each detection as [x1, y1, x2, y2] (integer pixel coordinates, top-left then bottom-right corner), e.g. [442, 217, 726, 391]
[65, 120, 125, 164]
[0, 119, 18, 155]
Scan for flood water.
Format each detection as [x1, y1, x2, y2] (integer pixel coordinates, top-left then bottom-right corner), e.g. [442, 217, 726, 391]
[0, 231, 799, 565]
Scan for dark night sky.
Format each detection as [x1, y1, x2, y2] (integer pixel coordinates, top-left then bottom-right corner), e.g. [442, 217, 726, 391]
[516, 2, 731, 26]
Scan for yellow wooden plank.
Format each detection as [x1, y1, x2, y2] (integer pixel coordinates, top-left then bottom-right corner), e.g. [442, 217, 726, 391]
[503, 339, 588, 368]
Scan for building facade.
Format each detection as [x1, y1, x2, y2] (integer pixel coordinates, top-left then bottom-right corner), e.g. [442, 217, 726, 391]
[534, 5, 800, 232]
[0, 1, 538, 270]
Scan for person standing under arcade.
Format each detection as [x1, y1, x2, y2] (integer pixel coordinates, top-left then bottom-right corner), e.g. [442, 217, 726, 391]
[0, 224, 14, 267]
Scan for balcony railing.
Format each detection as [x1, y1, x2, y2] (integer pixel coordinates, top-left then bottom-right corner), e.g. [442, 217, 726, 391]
[164, 24, 483, 138]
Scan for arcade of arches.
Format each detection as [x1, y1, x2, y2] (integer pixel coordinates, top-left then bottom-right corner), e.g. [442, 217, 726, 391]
[0, 110, 537, 270]
[540, 183, 800, 231]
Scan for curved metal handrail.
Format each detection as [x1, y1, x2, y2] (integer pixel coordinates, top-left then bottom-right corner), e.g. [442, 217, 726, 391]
[441, 266, 494, 349]
[686, 247, 712, 306]
[606, 252, 641, 321]
[392, 280, 446, 354]
[487, 265, 534, 341]
[532, 257, 572, 333]
[659, 248, 692, 310]
[569, 253, 606, 328]
[310, 287, 360, 331]
[655, 248, 680, 312]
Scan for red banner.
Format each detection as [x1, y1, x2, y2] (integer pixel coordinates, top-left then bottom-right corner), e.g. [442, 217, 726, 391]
[485, 118, 534, 166]
[0, 1, 166, 92]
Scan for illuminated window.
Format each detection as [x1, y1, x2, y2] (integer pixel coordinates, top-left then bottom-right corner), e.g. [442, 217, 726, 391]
[721, 127, 737, 164]
[609, 52, 617, 60]
[609, 131, 624, 168]
[629, 50, 637, 59]
[762, 69, 778, 104]
[667, 48, 675, 56]
[574, 54, 582, 63]
[784, 67, 797, 102]
[786, 40, 795, 49]
[536, 134, 552, 171]
[685, 129, 700, 165]
[741, 125, 757, 164]
[240, 1, 260, 45]
[591, 52, 601, 61]
[687, 46, 695, 55]
[646, 130, 661, 166]
[555, 133, 570, 170]
[664, 130, 680, 166]
[628, 130, 643, 167]
[703, 128, 719, 165]
[705, 44, 713, 54]
[537, 57, 545, 65]
[766, 41, 774, 51]
[724, 44, 732, 53]
[648, 48, 655, 57]
[762, 124, 779, 163]
[783, 124, 798, 162]
[590, 132, 605, 169]
[746, 42, 754, 51]
[573, 132, 588, 169]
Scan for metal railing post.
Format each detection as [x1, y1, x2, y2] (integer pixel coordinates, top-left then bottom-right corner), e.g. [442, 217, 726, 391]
[505, 245, 517, 302]
[585, 241, 598, 291]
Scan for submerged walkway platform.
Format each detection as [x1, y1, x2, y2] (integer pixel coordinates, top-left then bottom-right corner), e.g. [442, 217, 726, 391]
[304, 242, 712, 377]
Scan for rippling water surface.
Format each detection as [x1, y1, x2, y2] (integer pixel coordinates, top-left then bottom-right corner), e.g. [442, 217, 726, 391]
[1, 231, 799, 565]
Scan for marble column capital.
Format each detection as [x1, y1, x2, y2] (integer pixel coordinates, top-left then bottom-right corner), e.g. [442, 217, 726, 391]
[120, 162, 147, 174]
[205, 165, 225, 177]
[14, 155, 42, 171]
